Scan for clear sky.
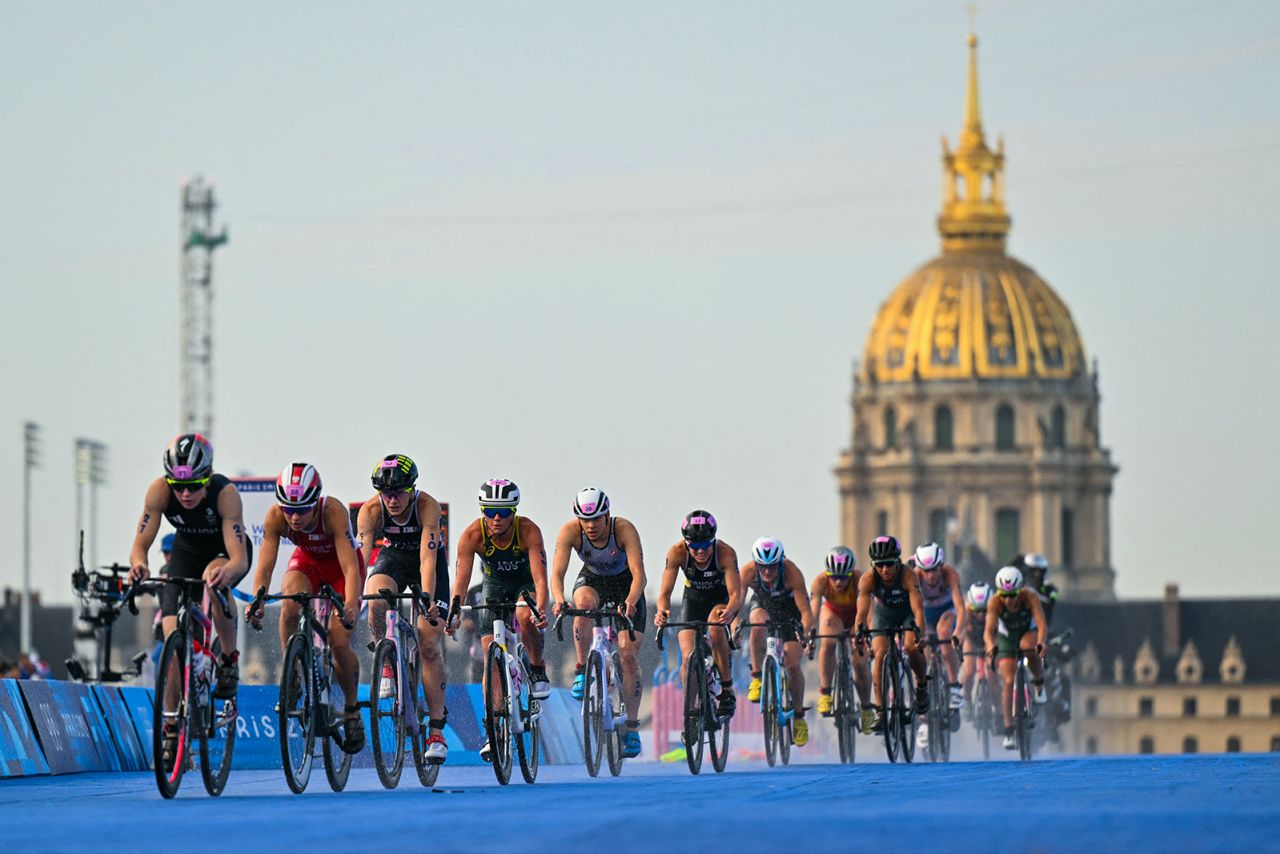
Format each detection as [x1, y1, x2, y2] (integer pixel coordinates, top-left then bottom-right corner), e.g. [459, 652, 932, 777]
[3, 1, 1278, 605]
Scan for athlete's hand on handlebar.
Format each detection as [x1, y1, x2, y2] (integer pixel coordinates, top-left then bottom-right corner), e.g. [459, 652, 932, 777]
[552, 600, 567, 618]
[533, 599, 550, 630]
[204, 563, 234, 590]
[128, 563, 150, 584]
[343, 599, 360, 630]
[622, 598, 638, 621]
[654, 608, 669, 628]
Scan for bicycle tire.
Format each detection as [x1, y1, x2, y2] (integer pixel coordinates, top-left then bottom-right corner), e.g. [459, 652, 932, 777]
[582, 650, 604, 777]
[683, 650, 706, 775]
[369, 639, 404, 788]
[517, 670, 540, 784]
[707, 662, 730, 774]
[835, 650, 856, 765]
[411, 654, 440, 788]
[900, 654, 918, 764]
[975, 676, 992, 759]
[484, 642, 513, 785]
[322, 657, 352, 792]
[279, 634, 314, 794]
[200, 636, 236, 796]
[778, 665, 792, 767]
[1015, 664, 1032, 761]
[880, 648, 899, 763]
[153, 629, 189, 799]
[605, 650, 624, 777]
[936, 673, 952, 762]
[762, 655, 779, 767]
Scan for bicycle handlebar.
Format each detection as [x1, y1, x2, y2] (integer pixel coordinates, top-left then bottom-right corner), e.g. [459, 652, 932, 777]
[124, 576, 233, 620]
[553, 606, 636, 643]
[254, 584, 352, 630]
[657, 620, 737, 652]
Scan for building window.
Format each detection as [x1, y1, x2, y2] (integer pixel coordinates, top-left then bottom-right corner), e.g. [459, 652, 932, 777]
[884, 406, 898, 449]
[1183, 697, 1197, 718]
[1050, 405, 1066, 449]
[1271, 697, 1280, 716]
[1139, 736, 1155, 754]
[996, 404, 1015, 450]
[1061, 508, 1075, 568]
[1182, 736, 1198, 754]
[1227, 697, 1241, 717]
[1085, 696, 1098, 718]
[1226, 736, 1241, 753]
[928, 509, 948, 552]
[877, 511, 889, 538]
[934, 405, 954, 451]
[1086, 737, 1098, 755]
[1138, 697, 1154, 718]
[995, 509, 1020, 565]
[1272, 736, 1280, 752]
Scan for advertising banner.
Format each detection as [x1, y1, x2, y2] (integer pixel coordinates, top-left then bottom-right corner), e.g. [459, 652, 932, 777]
[92, 685, 147, 771]
[20, 681, 110, 774]
[119, 686, 155, 767]
[233, 477, 293, 602]
[0, 680, 49, 777]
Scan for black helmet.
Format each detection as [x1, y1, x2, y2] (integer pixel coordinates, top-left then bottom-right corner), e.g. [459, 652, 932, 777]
[371, 453, 418, 492]
[868, 535, 902, 563]
[164, 433, 214, 481]
[681, 509, 718, 543]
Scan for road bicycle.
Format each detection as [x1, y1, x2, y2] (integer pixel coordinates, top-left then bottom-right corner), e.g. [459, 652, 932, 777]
[657, 619, 733, 775]
[920, 635, 954, 762]
[963, 649, 998, 759]
[861, 625, 920, 764]
[810, 629, 861, 764]
[740, 619, 799, 768]
[555, 605, 635, 777]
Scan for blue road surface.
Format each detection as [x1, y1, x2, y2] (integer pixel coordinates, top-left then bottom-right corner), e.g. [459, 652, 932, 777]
[2, 755, 1277, 852]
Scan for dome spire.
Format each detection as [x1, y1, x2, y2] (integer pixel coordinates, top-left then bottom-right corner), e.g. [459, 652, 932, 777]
[938, 31, 1010, 253]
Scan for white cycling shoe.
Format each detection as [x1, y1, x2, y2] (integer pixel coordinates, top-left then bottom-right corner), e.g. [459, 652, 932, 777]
[424, 733, 448, 765]
[479, 739, 492, 763]
[1034, 683, 1048, 704]
[948, 685, 964, 709]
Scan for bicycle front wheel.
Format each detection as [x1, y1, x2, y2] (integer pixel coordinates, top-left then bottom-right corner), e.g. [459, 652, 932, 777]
[410, 654, 440, 788]
[200, 637, 236, 796]
[1015, 665, 1033, 761]
[279, 634, 315, 794]
[899, 656, 917, 764]
[582, 650, 604, 777]
[484, 642, 513, 785]
[880, 650, 899, 763]
[153, 629, 190, 799]
[605, 651, 624, 777]
[322, 670, 352, 792]
[707, 663, 730, 774]
[778, 667, 792, 767]
[761, 656, 779, 767]
[683, 651, 706, 775]
[369, 639, 404, 788]
[835, 657, 857, 765]
[517, 683, 540, 784]
[975, 677, 992, 760]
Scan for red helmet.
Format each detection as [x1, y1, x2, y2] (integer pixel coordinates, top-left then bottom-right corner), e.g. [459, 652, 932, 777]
[275, 462, 322, 508]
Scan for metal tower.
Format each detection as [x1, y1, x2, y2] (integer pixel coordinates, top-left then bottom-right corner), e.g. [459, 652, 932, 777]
[179, 176, 228, 437]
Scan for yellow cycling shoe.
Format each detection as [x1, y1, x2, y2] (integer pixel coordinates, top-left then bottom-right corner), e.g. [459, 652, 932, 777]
[817, 693, 833, 716]
[748, 677, 762, 703]
[860, 707, 876, 734]
[793, 718, 809, 747]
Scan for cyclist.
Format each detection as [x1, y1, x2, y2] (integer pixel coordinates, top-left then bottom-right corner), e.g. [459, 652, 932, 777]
[959, 582, 998, 718]
[654, 510, 741, 720]
[550, 487, 648, 759]
[985, 566, 1048, 750]
[735, 537, 814, 748]
[244, 463, 366, 753]
[911, 542, 966, 715]
[128, 434, 250, 699]
[1015, 553, 1059, 629]
[809, 546, 874, 733]
[356, 453, 450, 764]
[853, 536, 929, 734]
[449, 479, 551, 762]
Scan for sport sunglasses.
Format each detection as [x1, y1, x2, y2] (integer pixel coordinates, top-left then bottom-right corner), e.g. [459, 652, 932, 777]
[481, 507, 516, 520]
[166, 476, 210, 493]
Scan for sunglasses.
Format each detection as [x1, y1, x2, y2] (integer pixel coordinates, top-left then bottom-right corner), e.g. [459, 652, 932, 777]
[281, 503, 316, 516]
[167, 477, 210, 493]
[687, 540, 715, 551]
[482, 507, 515, 520]
[378, 486, 414, 496]
[998, 589, 1019, 597]
[872, 560, 900, 569]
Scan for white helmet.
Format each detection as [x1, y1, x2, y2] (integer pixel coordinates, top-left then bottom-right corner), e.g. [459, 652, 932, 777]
[752, 536, 785, 566]
[479, 478, 521, 508]
[275, 462, 322, 508]
[966, 582, 992, 610]
[1024, 552, 1049, 572]
[914, 542, 945, 570]
[994, 566, 1024, 596]
[573, 487, 610, 520]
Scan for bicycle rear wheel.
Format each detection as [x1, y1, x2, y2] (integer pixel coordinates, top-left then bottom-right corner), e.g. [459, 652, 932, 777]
[484, 642, 513, 785]
[975, 677, 992, 760]
[516, 674, 540, 784]
[605, 651, 624, 777]
[369, 639, 404, 788]
[835, 658, 856, 765]
[582, 650, 604, 777]
[935, 674, 951, 762]
[899, 656, 918, 764]
[707, 662, 730, 774]
[683, 651, 706, 775]
[880, 650, 900, 763]
[279, 634, 315, 794]
[153, 629, 190, 799]
[200, 637, 236, 796]
[778, 668, 792, 766]
[761, 656, 779, 767]
[1015, 664, 1033, 761]
[323, 706, 353, 791]
[410, 654, 440, 787]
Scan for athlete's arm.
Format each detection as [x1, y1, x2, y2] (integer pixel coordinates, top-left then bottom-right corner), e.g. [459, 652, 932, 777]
[734, 562, 756, 635]
[655, 543, 681, 627]
[549, 520, 576, 615]
[355, 498, 381, 568]
[853, 570, 873, 632]
[948, 565, 966, 636]
[902, 568, 926, 642]
[720, 543, 742, 624]
[615, 518, 647, 621]
[984, 596, 1001, 654]
[327, 498, 362, 626]
[787, 561, 814, 636]
[127, 479, 169, 582]
[808, 575, 826, 627]
[451, 521, 482, 606]
[245, 506, 284, 621]
[524, 518, 550, 628]
[417, 493, 443, 614]
[1029, 591, 1049, 652]
[208, 485, 249, 589]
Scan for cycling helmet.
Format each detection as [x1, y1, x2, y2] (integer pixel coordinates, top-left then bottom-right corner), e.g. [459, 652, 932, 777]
[995, 566, 1024, 596]
[824, 546, 856, 576]
[573, 487, 610, 520]
[966, 582, 992, 610]
[681, 510, 718, 542]
[868, 536, 902, 564]
[478, 478, 520, 508]
[371, 453, 418, 492]
[276, 462, 322, 507]
[752, 537, 785, 566]
[914, 542, 945, 570]
[1024, 552, 1049, 574]
[160, 533, 176, 553]
[163, 433, 213, 481]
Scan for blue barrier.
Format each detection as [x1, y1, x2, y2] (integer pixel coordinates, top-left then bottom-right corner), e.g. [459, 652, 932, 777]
[0, 680, 49, 777]
[20, 681, 113, 774]
[119, 686, 155, 768]
[92, 685, 148, 771]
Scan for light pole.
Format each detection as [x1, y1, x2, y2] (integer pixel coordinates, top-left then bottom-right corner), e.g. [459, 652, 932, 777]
[75, 439, 108, 568]
[22, 422, 41, 655]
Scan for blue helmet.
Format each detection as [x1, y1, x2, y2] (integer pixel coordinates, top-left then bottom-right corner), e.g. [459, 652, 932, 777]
[161, 533, 176, 553]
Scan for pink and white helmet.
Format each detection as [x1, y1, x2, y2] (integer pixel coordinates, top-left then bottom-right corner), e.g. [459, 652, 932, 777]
[573, 487, 610, 520]
[994, 566, 1024, 596]
[914, 542, 945, 570]
[752, 537, 785, 566]
[276, 462, 323, 508]
[966, 582, 992, 610]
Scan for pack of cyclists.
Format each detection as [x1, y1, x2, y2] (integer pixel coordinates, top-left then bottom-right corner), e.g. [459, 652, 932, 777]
[126, 432, 1066, 781]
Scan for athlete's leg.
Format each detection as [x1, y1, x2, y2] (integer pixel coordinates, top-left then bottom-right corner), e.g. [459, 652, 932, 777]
[1022, 633, 1045, 681]
[364, 572, 402, 641]
[903, 628, 927, 686]
[783, 639, 805, 716]
[936, 609, 960, 681]
[416, 616, 447, 738]
[960, 637, 978, 702]
[707, 604, 732, 683]
[202, 556, 240, 657]
[817, 609, 840, 693]
[515, 606, 545, 668]
[998, 654, 1017, 728]
[571, 585, 600, 668]
[851, 624, 872, 706]
[278, 570, 315, 654]
[870, 635, 889, 707]
[676, 628, 696, 685]
[617, 622, 645, 722]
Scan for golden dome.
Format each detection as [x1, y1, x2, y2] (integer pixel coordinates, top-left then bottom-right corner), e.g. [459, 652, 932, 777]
[861, 34, 1087, 384]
